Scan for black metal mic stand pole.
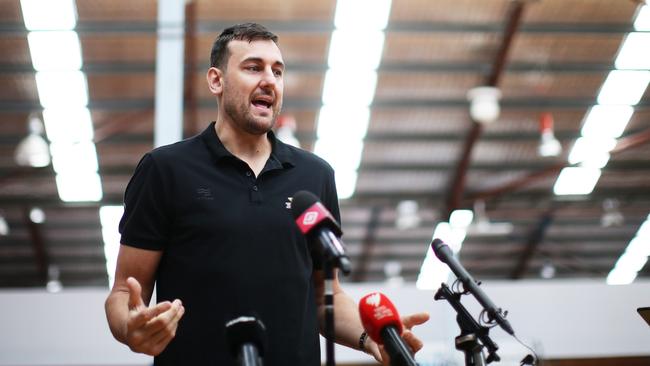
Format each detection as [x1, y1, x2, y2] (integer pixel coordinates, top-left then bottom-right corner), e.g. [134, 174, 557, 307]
[317, 230, 351, 366]
[435, 283, 500, 366]
[238, 343, 262, 366]
[323, 258, 336, 366]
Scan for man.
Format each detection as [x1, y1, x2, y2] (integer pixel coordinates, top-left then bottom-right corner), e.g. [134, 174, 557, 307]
[105, 23, 428, 365]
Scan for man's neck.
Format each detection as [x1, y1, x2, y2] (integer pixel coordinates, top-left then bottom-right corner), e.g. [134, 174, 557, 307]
[214, 118, 272, 176]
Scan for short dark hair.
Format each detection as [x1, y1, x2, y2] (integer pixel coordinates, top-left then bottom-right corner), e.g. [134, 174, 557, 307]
[209, 23, 279, 69]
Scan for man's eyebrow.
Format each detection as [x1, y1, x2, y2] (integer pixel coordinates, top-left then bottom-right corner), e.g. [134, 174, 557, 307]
[241, 57, 285, 69]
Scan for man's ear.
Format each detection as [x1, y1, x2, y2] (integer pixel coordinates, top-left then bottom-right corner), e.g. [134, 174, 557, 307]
[206, 67, 224, 96]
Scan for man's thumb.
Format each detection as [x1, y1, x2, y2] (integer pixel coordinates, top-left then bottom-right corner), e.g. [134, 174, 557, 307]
[126, 277, 144, 310]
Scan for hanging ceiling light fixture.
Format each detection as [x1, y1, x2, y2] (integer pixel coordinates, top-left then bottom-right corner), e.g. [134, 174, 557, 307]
[0, 212, 9, 236]
[275, 114, 301, 148]
[601, 198, 624, 228]
[538, 112, 562, 157]
[395, 200, 420, 230]
[467, 86, 502, 124]
[14, 113, 51, 168]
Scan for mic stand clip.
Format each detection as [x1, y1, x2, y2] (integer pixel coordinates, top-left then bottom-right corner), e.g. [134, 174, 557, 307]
[435, 283, 501, 365]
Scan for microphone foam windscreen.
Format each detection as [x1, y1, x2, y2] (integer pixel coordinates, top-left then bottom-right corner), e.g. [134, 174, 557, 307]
[224, 316, 267, 356]
[358, 292, 403, 344]
[291, 190, 319, 220]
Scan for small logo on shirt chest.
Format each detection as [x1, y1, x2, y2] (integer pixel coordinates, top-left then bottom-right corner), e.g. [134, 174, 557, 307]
[196, 188, 214, 200]
[285, 197, 292, 209]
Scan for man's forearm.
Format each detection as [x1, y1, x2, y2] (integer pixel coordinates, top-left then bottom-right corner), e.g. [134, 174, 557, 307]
[105, 290, 130, 344]
[329, 291, 367, 350]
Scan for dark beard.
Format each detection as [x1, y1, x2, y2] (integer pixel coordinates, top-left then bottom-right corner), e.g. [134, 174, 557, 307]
[222, 91, 278, 135]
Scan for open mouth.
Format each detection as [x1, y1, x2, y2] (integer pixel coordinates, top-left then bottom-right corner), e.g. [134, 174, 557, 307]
[251, 97, 273, 110]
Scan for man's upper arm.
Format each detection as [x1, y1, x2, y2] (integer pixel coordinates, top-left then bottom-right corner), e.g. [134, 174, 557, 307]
[112, 244, 163, 305]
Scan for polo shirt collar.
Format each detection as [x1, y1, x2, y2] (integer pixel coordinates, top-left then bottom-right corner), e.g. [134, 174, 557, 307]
[200, 121, 295, 168]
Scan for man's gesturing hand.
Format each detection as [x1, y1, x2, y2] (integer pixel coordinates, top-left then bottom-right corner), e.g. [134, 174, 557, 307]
[124, 277, 185, 356]
[365, 312, 430, 365]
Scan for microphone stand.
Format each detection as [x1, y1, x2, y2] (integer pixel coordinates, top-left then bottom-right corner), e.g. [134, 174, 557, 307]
[323, 259, 336, 366]
[317, 230, 351, 366]
[238, 343, 262, 366]
[435, 283, 500, 366]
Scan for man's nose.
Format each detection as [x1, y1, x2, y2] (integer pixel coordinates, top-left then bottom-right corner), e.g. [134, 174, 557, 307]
[259, 68, 276, 88]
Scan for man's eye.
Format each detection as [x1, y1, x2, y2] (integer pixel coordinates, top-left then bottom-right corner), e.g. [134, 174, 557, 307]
[246, 66, 260, 71]
[274, 69, 283, 77]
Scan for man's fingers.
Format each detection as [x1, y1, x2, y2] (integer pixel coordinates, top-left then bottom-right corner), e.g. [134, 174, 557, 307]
[402, 330, 424, 353]
[132, 301, 173, 327]
[126, 277, 145, 310]
[145, 300, 184, 333]
[141, 302, 185, 355]
[402, 312, 430, 329]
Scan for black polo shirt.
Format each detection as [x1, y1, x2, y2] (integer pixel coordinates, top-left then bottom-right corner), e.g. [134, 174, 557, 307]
[119, 122, 340, 366]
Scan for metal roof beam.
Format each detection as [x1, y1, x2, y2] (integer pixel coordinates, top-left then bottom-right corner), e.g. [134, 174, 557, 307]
[444, 0, 526, 221]
[5, 98, 650, 113]
[0, 61, 617, 74]
[510, 210, 554, 279]
[0, 21, 635, 35]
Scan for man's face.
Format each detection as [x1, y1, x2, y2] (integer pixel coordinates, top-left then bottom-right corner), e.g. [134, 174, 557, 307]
[220, 39, 284, 135]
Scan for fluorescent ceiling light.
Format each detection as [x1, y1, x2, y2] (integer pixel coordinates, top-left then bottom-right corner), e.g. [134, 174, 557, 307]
[625, 236, 650, 258]
[100, 205, 124, 288]
[314, 138, 364, 171]
[35, 71, 88, 108]
[334, 0, 392, 31]
[334, 169, 358, 200]
[50, 141, 99, 173]
[553, 167, 601, 195]
[43, 107, 94, 143]
[597, 70, 650, 105]
[637, 220, 650, 239]
[615, 32, 650, 70]
[27, 31, 82, 71]
[55, 172, 103, 202]
[316, 105, 370, 141]
[449, 209, 474, 230]
[580, 105, 633, 139]
[635, 5, 650, 31]
[328, 30, 385, 70]
[614, 252, 648, 273]
[322, 69, 378, 107]
[606, 268, 637, 285]
[568, 137, 616, 168]
[20, 0, 77, 31]
[432, 222, 467, 253]
[415, 250, 450, 290]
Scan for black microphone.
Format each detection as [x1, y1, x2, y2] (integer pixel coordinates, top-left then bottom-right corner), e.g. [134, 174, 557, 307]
[431, 238, 515, 335]
[225, 316, 267, 366]
[291, 190, 351, 274]
[359, 292, 418, 366]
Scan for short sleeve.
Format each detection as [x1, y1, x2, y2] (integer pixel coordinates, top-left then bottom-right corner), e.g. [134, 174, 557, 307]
[322, 165, 341, 224]
[119, 153, 172, 250]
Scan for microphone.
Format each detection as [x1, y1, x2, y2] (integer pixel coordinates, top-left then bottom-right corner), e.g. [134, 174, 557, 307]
[359, 292, 418, 366]
[431, 238, 515, 335]
[225, 316, 267, 366]
[291, 190, 351, 274]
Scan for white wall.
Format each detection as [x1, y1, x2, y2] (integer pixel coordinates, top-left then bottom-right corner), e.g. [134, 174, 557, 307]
[333, 279, 650, 365]
[0, 288, 151, 366]
[2, 280, 649, 365]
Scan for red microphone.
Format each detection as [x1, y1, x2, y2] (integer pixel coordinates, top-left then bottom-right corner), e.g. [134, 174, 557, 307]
[359, 293, 418, 366]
